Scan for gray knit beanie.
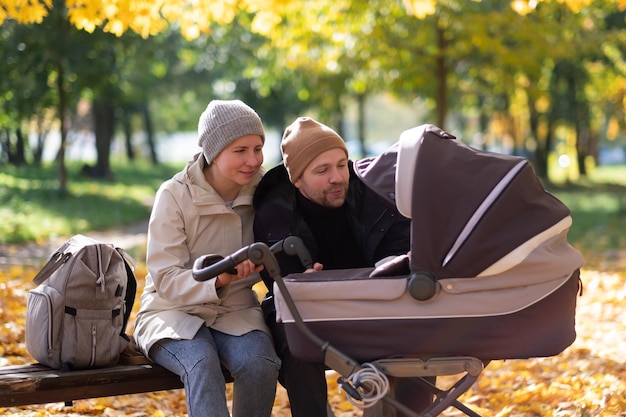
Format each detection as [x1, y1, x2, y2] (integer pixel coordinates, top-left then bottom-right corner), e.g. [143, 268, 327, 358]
[197, 100, 265, 164]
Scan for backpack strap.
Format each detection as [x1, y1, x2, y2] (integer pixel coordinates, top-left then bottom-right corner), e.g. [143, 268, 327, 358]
[32, 251, 72, 285]
[33, 234, 97, 285]
[117, 247, 137, 337]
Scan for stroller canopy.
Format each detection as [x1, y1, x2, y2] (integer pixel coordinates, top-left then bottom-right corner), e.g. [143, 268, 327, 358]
[356, 124, 581, 282]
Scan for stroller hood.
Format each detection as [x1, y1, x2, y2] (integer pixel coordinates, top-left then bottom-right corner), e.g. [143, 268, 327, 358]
[357, 124, 581, 281]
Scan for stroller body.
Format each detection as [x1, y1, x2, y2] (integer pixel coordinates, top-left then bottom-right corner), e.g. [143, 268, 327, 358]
[272, 125, 584, 413]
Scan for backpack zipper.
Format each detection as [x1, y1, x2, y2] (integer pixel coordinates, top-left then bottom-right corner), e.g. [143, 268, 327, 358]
[41, 291, 54, 355]
[95, 245, 106, 293]
[90, 324, 97, 367]
[92, 245, 104, 366]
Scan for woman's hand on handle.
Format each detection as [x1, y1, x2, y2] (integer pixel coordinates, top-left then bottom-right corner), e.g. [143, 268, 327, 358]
[215, 260, 264, 288]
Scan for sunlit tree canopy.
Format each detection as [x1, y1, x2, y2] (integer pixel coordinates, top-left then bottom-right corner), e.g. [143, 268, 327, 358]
[2, 0, 625, 40]
[0, 0, 287, 39]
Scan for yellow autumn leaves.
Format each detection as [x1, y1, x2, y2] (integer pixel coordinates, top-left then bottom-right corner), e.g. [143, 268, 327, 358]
[1, 258, 625, 416]
[3, 0, 626, 41]
[0, 0, 290, 39]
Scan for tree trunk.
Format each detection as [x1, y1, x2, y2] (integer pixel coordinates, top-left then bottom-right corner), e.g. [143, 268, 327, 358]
[33, 130, 46, 166]
[533, 131, 549, 179]
[122, 109, 135, 161]
[576, 125, 591, 176]
[52, 0, 69, 196]
[477, 96, 489, 150]
[56, 56, 68, 196]
[535, 119, 554, 181]
[357, 92, 367, 157]
[527, 92, 547, 179]
[435, 23, 448, 130]
[92, 99, 115, 179]
[14, 128, 26, 165]
[141, 104, 159, 165]
[1, 129, 9, 164]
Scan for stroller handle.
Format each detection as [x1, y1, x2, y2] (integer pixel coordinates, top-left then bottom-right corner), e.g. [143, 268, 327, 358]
[192, 239, 372, 403]
[192, 243, 282, 281]
[193, 236, 315, 281]
[191, 240, 328, 348]
[190, 240, 326, 350]
[269, 236, 314, 269]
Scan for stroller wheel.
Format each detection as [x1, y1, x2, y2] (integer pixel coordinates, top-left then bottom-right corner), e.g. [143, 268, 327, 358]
[408, 271, 439, 301]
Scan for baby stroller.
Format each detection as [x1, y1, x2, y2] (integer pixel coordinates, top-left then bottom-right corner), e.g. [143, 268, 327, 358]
[193, 124, 584, 416]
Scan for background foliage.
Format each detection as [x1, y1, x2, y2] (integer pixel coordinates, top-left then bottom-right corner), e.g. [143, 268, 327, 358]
[1, 1, 625, 415]
[2, 0, 626, 188]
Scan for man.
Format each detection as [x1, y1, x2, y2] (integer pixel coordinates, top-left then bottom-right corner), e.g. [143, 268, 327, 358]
[253, 116, 431, 417]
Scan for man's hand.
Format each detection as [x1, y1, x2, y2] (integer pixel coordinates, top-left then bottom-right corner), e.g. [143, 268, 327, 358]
[304, 262, 323, 273]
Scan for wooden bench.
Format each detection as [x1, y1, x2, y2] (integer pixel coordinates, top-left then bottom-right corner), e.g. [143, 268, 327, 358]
[0, 362, 474, 416]
[0, 362, 183, 408]
[0, 363, 347, 416]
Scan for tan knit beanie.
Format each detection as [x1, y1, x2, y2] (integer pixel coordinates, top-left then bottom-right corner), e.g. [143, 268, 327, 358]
[281, 117, 348, 183]
[198, 99, 265, 164]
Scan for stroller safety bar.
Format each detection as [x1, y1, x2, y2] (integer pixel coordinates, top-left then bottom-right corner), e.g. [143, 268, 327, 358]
[373, 357, 484, 378]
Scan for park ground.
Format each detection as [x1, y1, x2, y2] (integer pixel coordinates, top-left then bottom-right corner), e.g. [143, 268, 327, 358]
[0, 161, 625, 416]
[0, 224, 624, 416]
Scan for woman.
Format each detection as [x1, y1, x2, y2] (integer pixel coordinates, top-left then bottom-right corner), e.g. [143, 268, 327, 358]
[134, 99, 281, 417]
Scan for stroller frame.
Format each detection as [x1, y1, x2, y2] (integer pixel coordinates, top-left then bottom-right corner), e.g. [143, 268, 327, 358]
[193, 238, 487, 417]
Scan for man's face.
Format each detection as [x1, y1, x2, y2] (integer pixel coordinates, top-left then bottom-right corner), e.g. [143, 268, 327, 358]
[294, 148, 349, 208]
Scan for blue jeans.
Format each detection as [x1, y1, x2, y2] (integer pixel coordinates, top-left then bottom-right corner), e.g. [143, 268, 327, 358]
[150, 327, 281, 417]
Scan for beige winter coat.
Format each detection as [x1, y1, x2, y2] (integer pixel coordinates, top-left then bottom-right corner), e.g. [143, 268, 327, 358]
[134, 153, 268, 356]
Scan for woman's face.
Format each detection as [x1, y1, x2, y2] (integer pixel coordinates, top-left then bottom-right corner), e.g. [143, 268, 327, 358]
[211, 134, 264, 187]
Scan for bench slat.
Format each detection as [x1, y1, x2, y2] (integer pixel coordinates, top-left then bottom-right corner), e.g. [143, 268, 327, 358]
[0, 363, 183, 407]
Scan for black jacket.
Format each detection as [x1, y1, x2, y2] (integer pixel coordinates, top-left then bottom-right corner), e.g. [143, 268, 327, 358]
[253, 160, 410, 294]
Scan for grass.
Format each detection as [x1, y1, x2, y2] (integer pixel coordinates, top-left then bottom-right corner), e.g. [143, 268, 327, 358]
[546, 165, 626, 262]
[0, 160, 180, 244]
[1, 161, 625, 266]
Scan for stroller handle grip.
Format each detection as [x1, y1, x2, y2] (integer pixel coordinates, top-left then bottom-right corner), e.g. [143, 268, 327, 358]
[269, 236, 313, 269]
[192, 243, 283, 281]
[192, 246, 249, 281]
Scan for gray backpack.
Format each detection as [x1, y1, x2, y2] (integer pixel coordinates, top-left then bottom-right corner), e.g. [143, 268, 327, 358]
[26, 234, 137, 370]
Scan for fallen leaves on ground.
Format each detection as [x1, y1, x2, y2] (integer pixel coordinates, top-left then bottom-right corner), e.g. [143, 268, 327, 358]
[0, 258, 624, 417]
